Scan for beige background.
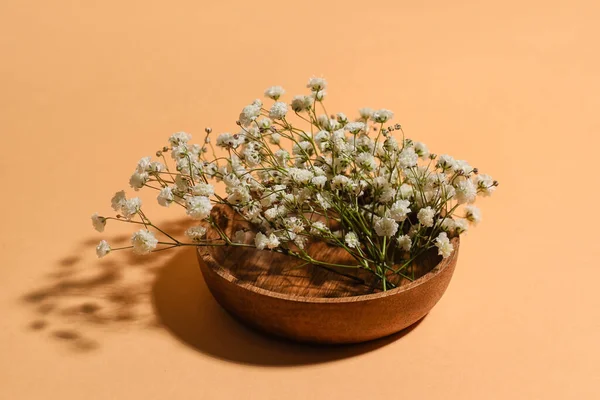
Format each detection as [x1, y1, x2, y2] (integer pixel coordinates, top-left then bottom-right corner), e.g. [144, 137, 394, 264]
[1, 0, 599, 398]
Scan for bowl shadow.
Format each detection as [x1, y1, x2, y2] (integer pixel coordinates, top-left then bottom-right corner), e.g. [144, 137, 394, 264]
[152, 248, 424, 367]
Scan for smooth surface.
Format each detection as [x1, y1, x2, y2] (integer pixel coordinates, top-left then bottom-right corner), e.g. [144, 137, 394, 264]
[1, 1, 599, 398]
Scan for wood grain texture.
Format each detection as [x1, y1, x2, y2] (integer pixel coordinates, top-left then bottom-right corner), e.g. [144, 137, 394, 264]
[197, 205, 459, 343]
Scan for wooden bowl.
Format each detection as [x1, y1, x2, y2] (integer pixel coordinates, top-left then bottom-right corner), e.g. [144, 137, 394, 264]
[196, 207, 459, 344]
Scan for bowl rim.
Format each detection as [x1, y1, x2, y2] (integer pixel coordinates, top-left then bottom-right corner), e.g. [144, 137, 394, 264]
[197, 236, 459, 304]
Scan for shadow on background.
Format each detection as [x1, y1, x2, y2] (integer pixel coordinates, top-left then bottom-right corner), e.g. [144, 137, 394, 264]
[23, 224, 422, 365]
[23, 233, 163, 352]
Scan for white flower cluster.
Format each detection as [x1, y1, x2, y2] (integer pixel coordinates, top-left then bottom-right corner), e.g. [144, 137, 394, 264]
[92, 77, 498, 290]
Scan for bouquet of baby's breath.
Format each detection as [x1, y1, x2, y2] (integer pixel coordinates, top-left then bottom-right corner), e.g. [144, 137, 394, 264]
[92, 77, 497, 291]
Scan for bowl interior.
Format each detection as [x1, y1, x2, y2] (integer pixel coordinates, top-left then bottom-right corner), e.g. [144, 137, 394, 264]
[198, 206, 459, 301]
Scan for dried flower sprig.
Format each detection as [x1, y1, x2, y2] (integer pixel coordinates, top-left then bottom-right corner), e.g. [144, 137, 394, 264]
[92, 77, 498, 291]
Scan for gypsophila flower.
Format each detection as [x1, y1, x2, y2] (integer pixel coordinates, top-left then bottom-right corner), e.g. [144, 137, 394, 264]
[442, 183, 457, 200]
[129, 171, 148, 190]
[111, 190, 126, 211]
[284, 217, 304, 234]
[475, 174, 496, 196]
[312, 90, 326, 101]
[269, 132, 281, 144]
[287, 167, 314, 184]
[358, 107, 373, 120]
[310, 175, 326, 189]
[291, 95, 313, 112]
[136, 156, 152, 173]
[315, 192, 332, 209]
[356, 152, 376, 170]
[454, 179, 477, 204]
[264, 86, 285, 100]
[345, 121, 367, 134]
[398, 184, 414, 199]
[307, 77, 327, 92]
[454, 219, 468, 234]
[414, 142, 429, 158]
[440, 218, 456, 233]
[274, 149, 290, 166]
[148, 161, 165, 173]
[293, 236, 307, 249]
[389, 200, 411, 221]
[379, 187, 397, 203]
[169, 131, 192, 146]
[417, 206, 435, 227]
[131, 229, 158, 255]
[397, 235, 412, 251]
[269, 101, 288, 120]
[371, 109, 394, 123]
[264, 206, 283, 221]
[255, 232, 280, 250]
[435, 232, 454, 259]
[292, 140, 313, 157]
[216, 133, 239, 148]
[310, 221, 329, 235]
[186, 196, 213, 220]
[157, 187, 174, 207]
[239, 104, 261, 127]
[454, 160, 474, 175]
[384, 136, 399, 151]
[258, 118, 272, 130]
[314, 130, 330, 143]
[464, 205, 481, 225]
[91, 213, 106, 232]
[398, 147, 418, 168]
[121, 197, 142, 219]
[174, 175, 190, 191]
[436, 154, 456, 171]
[96, 240, 111, 258]
[227, 186, 251, 204]
[192, 183, 215, 197]
[345, 232, 360, 248]
[374, 217, 399, 237]
[185, 226, 207, 241]
[331, 175, 350, 190]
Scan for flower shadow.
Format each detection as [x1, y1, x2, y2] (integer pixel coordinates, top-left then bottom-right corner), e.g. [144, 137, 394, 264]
[22, 219, 421, 365]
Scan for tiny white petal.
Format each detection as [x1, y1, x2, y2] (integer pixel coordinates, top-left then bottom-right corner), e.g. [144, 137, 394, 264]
[417, 207, 435, 227]
[96, 240, 111, 258]
[131, 230, 158, 255]
[435, 232, 454, 259]
[91, 213, 106, 232]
